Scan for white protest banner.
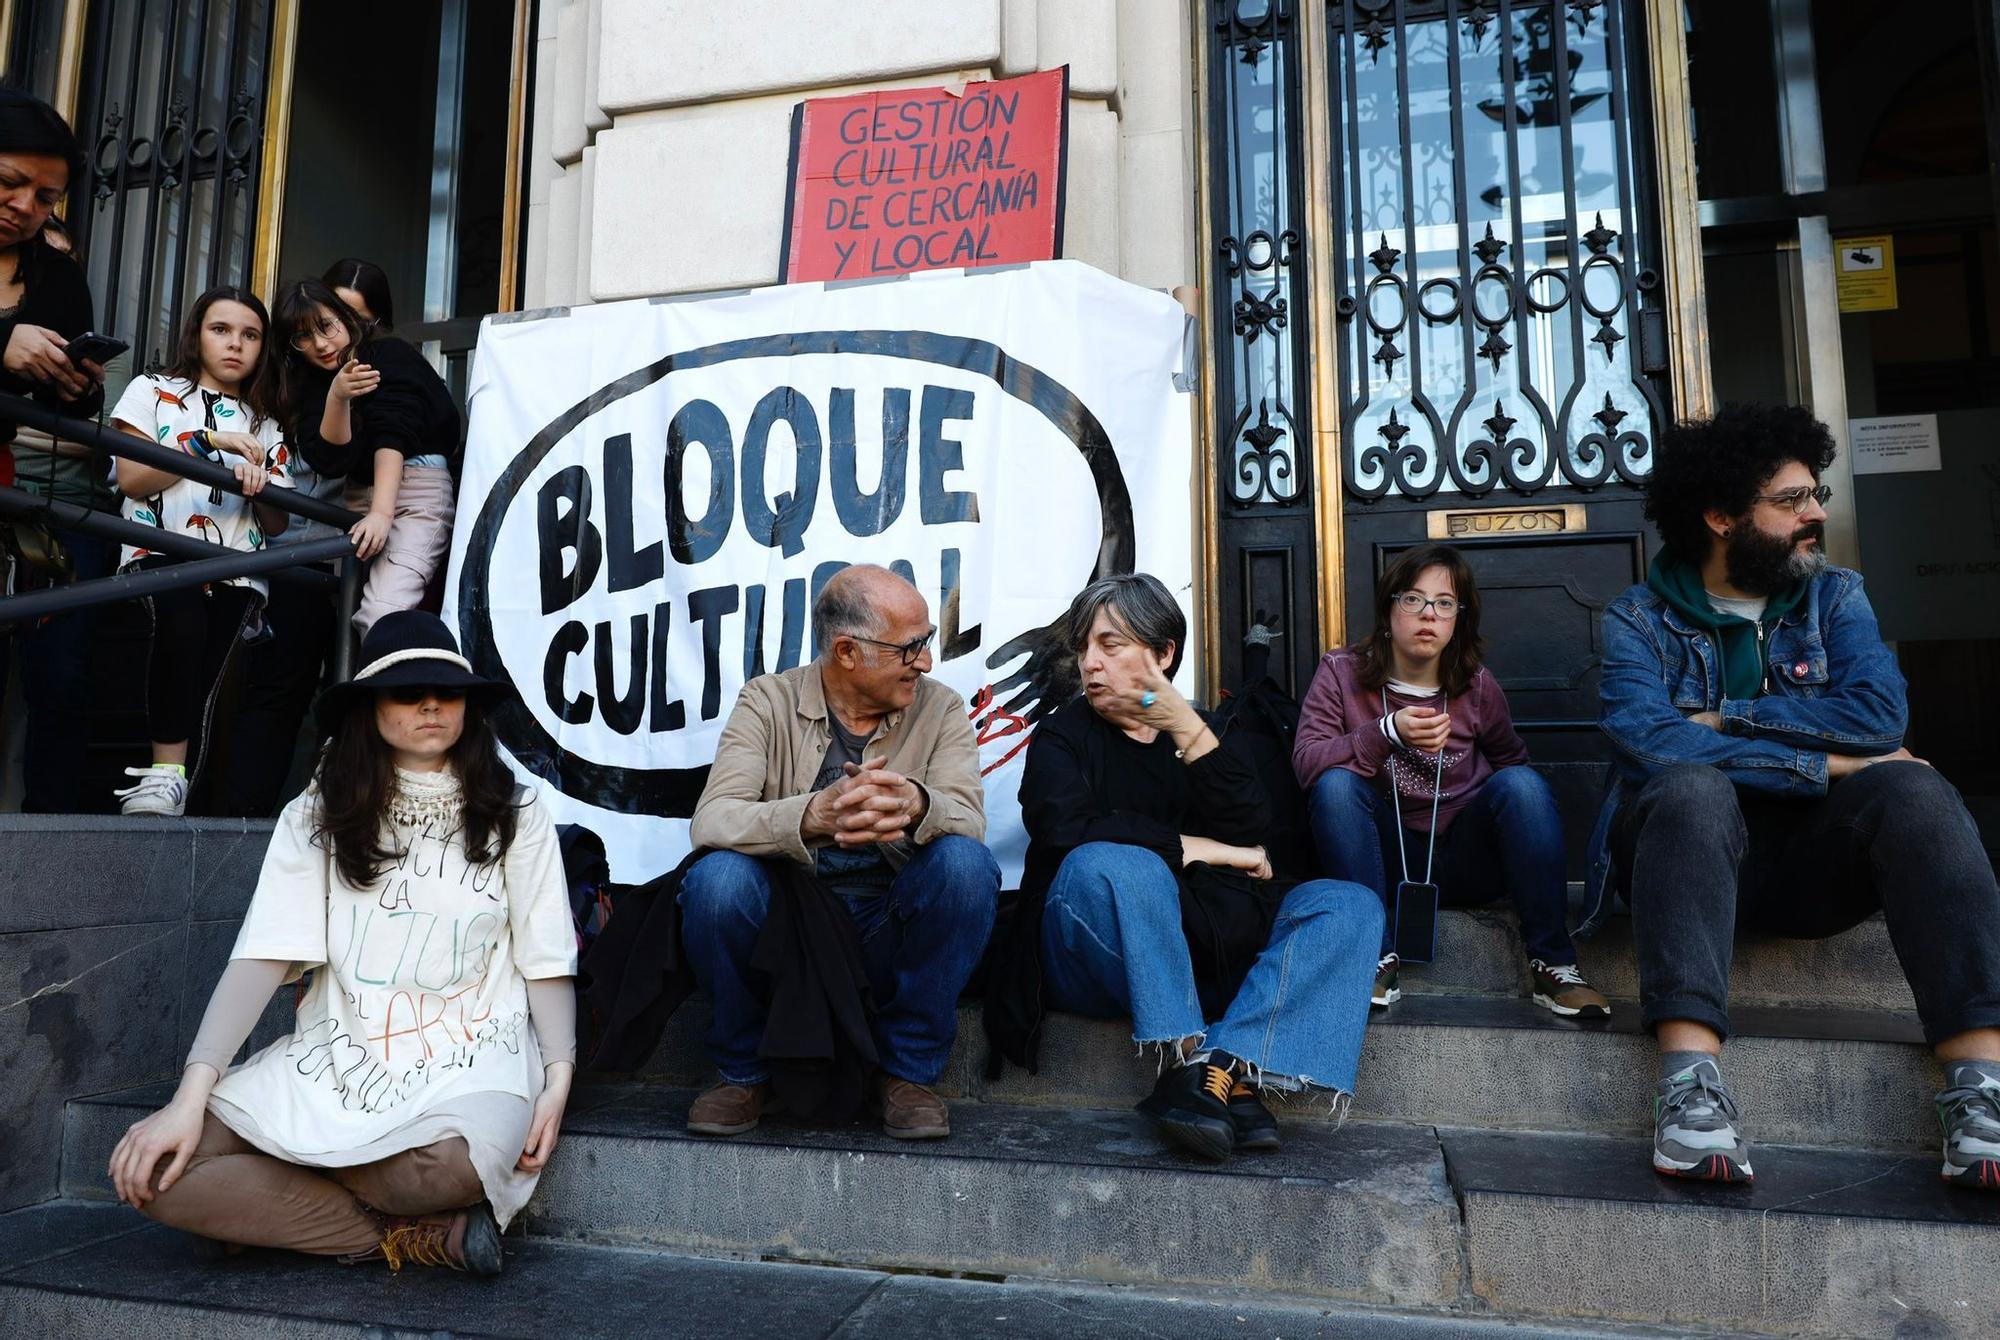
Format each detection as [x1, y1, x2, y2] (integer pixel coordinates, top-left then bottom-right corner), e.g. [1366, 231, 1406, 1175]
[444, 260, 1195, 884]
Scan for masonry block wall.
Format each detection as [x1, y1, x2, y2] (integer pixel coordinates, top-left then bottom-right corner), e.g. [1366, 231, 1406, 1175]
[522, 0, 1198, 306]
[0, 820, 290, 1214]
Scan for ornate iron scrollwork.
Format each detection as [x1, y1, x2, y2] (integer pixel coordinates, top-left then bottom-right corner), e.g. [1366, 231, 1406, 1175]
[1209, 0, 1310, 510]
[76, 0, 275, 376]
[1329, 0, 1665, 501]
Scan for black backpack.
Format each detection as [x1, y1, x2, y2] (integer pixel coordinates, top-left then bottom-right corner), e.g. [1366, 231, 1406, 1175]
[1210, 628, 1314, 881]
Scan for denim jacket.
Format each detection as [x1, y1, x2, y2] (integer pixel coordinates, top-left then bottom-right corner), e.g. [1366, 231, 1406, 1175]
[1578, 565, 1908, 935]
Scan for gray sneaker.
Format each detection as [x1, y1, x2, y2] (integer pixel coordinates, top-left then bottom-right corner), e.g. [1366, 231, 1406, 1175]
[1652, 1057, 1754, 1184]
[1937, 1063, 2000, 1190]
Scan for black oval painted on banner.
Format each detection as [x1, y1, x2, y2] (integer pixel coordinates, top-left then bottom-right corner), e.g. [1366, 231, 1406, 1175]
[458, 328, 1137, 816]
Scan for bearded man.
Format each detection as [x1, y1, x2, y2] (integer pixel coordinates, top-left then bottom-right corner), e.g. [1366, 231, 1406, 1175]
[1587, 403, 2000, 1189]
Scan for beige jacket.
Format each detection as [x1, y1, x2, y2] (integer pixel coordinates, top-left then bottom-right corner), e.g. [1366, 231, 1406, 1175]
[689, 662, 987, 867]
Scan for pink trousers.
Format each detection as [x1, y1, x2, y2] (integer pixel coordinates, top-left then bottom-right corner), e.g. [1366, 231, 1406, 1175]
[348, 465, 454, 635]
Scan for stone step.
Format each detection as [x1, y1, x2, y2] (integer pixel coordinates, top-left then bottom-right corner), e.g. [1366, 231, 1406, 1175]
[631, 995, 1941, 1152]
[0, 1198, 1761, 1340]
[62, 1085, 1468, 1309]
[52, 1090, 2000, 1337]
[1420, 906, 1915, 1013]
[1445, 1126, 2000, 1338]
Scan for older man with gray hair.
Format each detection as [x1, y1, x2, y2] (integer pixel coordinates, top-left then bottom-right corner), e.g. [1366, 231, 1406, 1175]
[682, 564, 998, 1140]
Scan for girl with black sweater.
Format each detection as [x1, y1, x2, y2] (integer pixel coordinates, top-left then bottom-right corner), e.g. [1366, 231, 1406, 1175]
[270, 278, 459, 633]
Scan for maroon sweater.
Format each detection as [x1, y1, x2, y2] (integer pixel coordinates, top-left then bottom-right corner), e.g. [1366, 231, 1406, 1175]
[1291, 649, 1529, 833]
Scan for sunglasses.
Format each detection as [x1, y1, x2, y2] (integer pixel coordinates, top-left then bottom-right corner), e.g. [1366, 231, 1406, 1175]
[382, 684, 466, 705]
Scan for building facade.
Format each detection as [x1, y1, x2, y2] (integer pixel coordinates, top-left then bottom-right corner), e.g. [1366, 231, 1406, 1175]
[7, 0, 1998, 831]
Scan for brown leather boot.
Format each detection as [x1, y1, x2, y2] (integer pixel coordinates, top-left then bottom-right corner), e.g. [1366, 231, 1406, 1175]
[687, 1080, 770, 1136]
[878, 1076, 950, 1140]
[352, 1203, 503, 1276]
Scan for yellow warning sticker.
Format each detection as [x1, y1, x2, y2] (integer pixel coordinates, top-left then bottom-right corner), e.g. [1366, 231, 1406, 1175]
[1835, 235, 1897, 312]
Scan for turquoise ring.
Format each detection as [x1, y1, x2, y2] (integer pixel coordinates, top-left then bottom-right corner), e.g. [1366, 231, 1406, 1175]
[1140, 691, 1158, 708]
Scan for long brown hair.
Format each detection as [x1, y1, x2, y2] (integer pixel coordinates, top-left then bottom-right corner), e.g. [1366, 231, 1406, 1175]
[160, 285, 276, 427]
[313, 695, 521, 889]
[1352, 543, 1487, 700]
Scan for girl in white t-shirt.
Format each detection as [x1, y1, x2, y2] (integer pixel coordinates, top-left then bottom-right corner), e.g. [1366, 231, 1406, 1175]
[108, 286, 296, 817]
[108, 611, 577, 1276]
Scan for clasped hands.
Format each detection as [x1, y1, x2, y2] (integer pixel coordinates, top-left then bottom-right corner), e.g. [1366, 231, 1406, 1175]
[803, 756, 927, 848]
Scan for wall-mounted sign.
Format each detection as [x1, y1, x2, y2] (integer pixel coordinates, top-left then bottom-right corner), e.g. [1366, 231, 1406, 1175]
[1835, 234, 1897, 312]
[780, 68, 1068, 284]
[1425, 503, 1587, 540]
[1849, 414, 1941, 475]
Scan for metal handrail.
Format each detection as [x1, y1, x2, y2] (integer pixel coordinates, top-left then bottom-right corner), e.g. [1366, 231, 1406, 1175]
[0, 486, 338, 587]
[0, 394, 365, 530]
[0, 534, 356, 623]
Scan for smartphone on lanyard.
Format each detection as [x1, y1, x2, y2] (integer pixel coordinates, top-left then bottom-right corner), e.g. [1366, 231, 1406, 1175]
[1385, 694, 1446, 963]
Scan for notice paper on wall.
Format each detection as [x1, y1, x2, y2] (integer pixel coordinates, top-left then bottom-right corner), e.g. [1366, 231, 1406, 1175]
[1849, 414, 1942, 475]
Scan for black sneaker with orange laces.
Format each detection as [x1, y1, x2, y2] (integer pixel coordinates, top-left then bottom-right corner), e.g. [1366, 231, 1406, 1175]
[1227, 1077, 1281, 1151]
[1137, 1051, 1239, 1161]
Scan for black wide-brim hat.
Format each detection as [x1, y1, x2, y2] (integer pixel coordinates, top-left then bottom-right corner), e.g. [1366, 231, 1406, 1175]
[313, 609, 507, 732]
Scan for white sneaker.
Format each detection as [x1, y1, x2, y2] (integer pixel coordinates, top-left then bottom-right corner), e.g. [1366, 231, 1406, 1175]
[115, 765, 188, 817]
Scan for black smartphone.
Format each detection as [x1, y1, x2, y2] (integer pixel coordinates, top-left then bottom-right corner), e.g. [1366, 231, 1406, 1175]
[63, 331, 129, 365]
[1394, 879, 1440, 964]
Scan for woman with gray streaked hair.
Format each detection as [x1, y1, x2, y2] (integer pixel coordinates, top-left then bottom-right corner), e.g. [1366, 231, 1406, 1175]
[983, 573, 1382, 1161]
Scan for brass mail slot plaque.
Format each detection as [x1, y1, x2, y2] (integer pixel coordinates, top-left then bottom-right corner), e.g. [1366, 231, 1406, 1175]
[1425, 503, 1587, 540]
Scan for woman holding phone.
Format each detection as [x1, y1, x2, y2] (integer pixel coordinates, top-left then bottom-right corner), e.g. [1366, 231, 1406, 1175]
[270, 276, 459, 633]
[1294, 544, 1610, 1020]
[0, 93, 115, 811]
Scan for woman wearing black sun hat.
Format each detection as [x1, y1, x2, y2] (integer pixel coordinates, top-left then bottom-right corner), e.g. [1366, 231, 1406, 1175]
[109, 611, 576, 1276]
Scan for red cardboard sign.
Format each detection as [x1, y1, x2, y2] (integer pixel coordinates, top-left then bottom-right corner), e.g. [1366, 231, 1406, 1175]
[781, 67, 1069, 283]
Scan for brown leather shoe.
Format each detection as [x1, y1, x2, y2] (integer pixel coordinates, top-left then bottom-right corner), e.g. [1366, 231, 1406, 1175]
[878, 1076, 950, 1140]
[687, 1081, 770, 1136]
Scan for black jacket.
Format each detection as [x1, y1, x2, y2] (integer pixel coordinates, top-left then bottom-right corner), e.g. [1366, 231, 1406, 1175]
[292, 335, 461, 483]
[0, 243, 103, 444]
[580, 850, 880, 1122]
[983, 697, 1288, 1077]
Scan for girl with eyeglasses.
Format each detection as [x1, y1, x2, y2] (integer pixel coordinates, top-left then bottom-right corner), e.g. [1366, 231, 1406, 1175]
[109, 610, 576, 1276]
[270, 276, 460, 634]
[106, 286, 297, 817]
[1293, 543, 1610, 1020]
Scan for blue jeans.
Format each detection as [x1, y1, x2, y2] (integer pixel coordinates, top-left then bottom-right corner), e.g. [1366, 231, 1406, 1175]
[678, 835, 999, 1086]
[1038, 842, 1381, 1095]
[1307, 766, 1576, 964]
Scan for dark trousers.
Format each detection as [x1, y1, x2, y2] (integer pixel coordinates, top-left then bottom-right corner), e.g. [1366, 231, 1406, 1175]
[4, 530, 115, 811]
[1616, 761, 2000, 1045]
[221, 573, 337, 816]
[136, 556, 257, 783]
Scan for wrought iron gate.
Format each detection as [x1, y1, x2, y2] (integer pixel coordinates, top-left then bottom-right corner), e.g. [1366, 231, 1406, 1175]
[1203, 0, 1320, 697]
[1328, 0, 1668, 502]
[71, 0, 277, 376]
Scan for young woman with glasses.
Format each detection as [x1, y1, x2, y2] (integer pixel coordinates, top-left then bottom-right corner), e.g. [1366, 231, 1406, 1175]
[269, 276, 460, 635]
[1293, 543, 1611, 1020]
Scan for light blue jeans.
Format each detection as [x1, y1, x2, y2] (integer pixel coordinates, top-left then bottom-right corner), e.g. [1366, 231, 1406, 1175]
[1038, 842, 1382, 1095]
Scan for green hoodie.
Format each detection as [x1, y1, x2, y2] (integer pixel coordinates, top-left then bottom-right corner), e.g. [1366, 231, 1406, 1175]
[1646, 548, 1809, 701]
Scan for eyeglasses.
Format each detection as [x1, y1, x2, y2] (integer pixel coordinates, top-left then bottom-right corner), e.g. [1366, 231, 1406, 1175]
[849, 627, 937, 666]
[289, 316, 344, 351]
[1751, 483, 1833, 515]
[383, 684, 466, 705]
[1393, 592, 1459, 619]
